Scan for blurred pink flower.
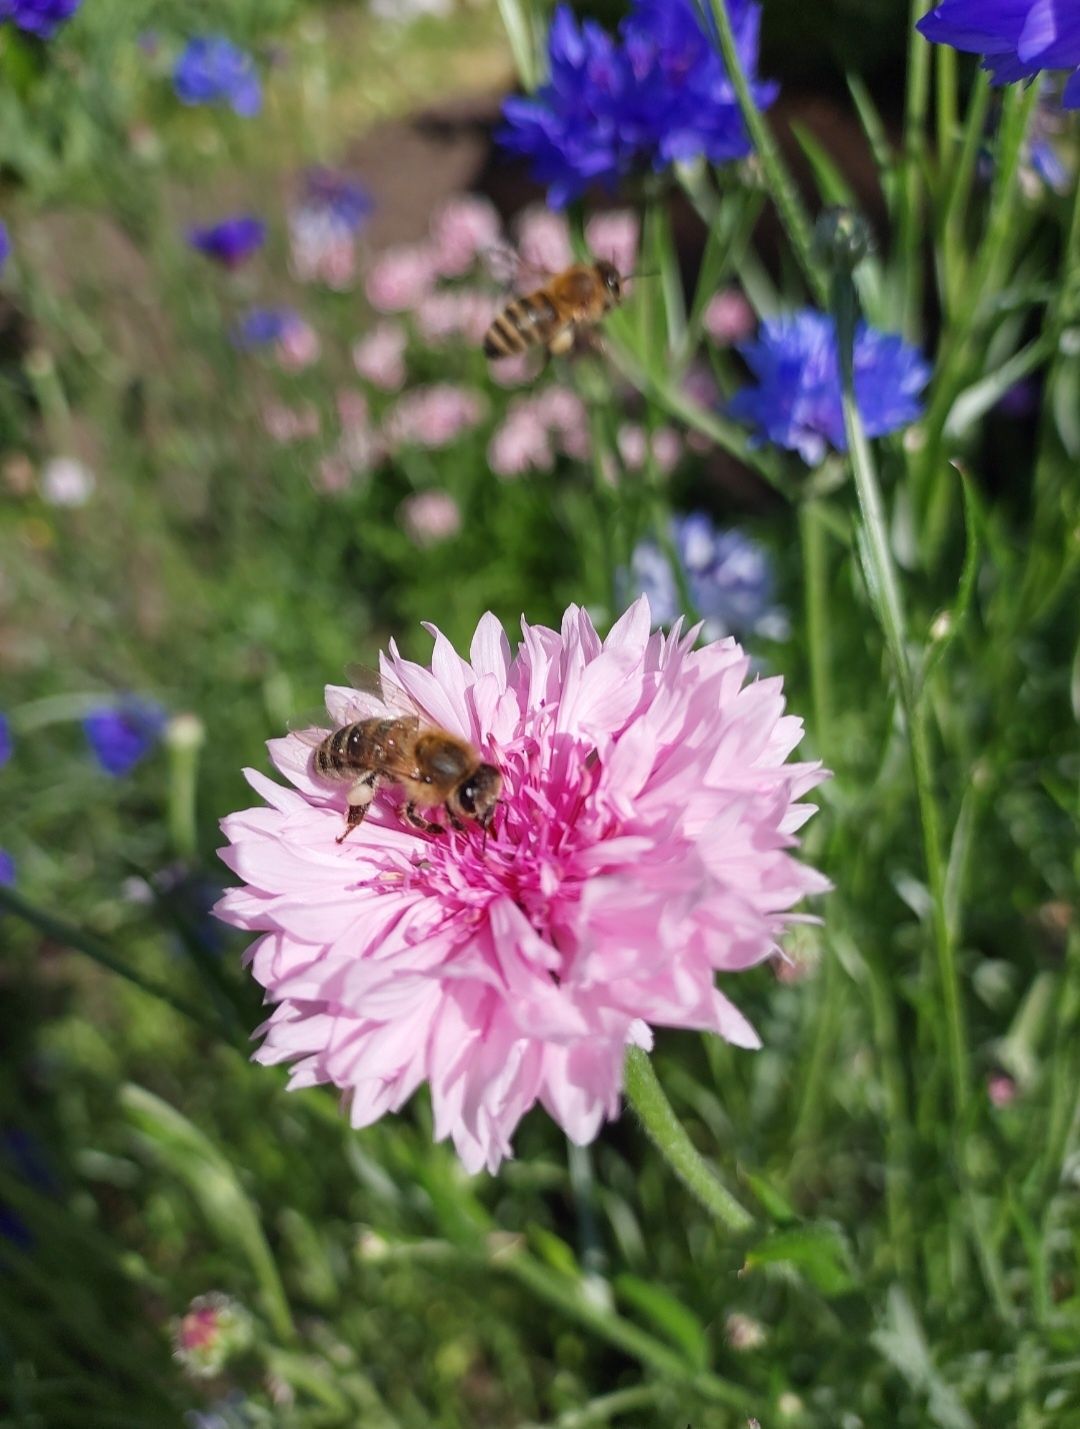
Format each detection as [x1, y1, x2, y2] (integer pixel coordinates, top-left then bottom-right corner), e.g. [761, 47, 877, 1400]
[430, 194, 502, 278]
[534, 385, 590, 460]
[365, 243, 437, 312]
[652, 426, 681, 473]
[353, 323, 408, 391]
[400, 489, 462, 546]
[489, 351, 537, 388]
[515, 205, 573, 278]
[216, 601, 829, 1171]
[289, 211, 358, 290]
[314, 454, 353, 493]
[262, 401, 320, 444]
[384, 384, 487, 449]
[488, 404, 555, 478]
[585, 209, 639, 276]
[276, 317, 321, 371]
[417, 289, 495, 347]
[616, 423, 649, 470]
[988, 1073, 1017, 1108]
[704, 288, 755, 346]
[335, 388, 370, 433]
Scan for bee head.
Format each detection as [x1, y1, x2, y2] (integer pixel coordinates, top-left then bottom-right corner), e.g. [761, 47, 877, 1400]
[596, 260, 623, 307]
[454, 762, 503, 828]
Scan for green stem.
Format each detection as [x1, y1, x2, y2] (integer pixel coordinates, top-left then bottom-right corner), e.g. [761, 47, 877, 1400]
[495, 0, 540, 91]
[624, 1047, 755, 1235]
[0, 885, 233, 1042]
[831, 274, 970, 1122]
[800, 498, 832, 748]
[702, 0, 826, 307]
[900, 0, 932, 337]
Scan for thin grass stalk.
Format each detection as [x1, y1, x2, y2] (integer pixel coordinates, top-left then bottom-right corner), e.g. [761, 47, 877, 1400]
[940, 73, 992, 301]
[701, 0, 827, 307]
[899, 0, 933, 338]
[624, 1047, 755, 1235]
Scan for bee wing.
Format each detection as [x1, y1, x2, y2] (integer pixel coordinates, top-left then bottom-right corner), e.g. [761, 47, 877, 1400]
[479, 242, 554, 296]
[341, 664, 421, 719]
[286, 707, 336, 749]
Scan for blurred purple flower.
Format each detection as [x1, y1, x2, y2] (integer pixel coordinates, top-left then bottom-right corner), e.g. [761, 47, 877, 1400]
[0, 849, 13, 887]
[0, 0, 81, 38]
[624, 516, 787, 640]
[0, 222, 10, 274]
[729, 310, 931, 465]
[187, 215, 266, 268]
[299, 168, 373, 234]
[173, 36, 262, 117]
[997, 376, 1041, 417]
[232, 307, 299, 348]
[0, 713, 10, 767]
[918, 1, 1080, 106]
[83, 699, 166, 777]
[499, 0, 776, 207]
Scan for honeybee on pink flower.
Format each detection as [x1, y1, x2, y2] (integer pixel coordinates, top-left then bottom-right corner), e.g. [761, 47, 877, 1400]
[216, 601, 829, 1173]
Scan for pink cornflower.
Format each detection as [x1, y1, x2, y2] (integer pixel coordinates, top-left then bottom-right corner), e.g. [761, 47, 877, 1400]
[365, 243, 438, 313]
[353, 323, 408, 391]
[515, 205, 573, 278]
[415, 288, 494, 346]
[262, 401, 320, 444]
[400, 489, 462, 546]
[289, 210, 359, 290]
[430, 194, 502, 278]
[216, 601, 829, 1172]
[276, 317, 321, 372]
[703, 288, 756, 346]
[488, 402, 556, 478]
[384, 384, 487, 449]
[585, 209, 639, 277]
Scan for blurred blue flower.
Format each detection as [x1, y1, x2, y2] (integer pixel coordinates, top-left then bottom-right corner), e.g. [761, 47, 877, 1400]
[0, 713, 10, 767]
[498, 0, 776, 207]
[917, 1, 1080, 108]
[83, 699, 166, 777]
[624, 516, 788, 640]
[299, 167, 374, 234]
[173, 36, 262, 118]
[728, 310, 932, 465]
[0, 0, 81, 38]
[0, 849, 13, 886]
[0, 222, 10, 274]
[232, 307, 299, 348]
[187, 215, 266, 268]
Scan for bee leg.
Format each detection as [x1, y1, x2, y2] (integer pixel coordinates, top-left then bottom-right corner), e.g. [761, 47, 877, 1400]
[337, 773, 378, 843]
[547, 326, 575, 360]
[403, 802, 446, 835]
[446, 810, 465, 833]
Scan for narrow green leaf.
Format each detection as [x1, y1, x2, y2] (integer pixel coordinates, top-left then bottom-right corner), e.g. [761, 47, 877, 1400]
[121, 1084, 295, 1342]
[744, 1223, 857, 1297]
[614, 1274, 709, 1370]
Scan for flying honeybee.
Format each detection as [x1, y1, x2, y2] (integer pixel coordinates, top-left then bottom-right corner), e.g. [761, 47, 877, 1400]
[294, 674, 502, 843]
[483, 258, 626, 361]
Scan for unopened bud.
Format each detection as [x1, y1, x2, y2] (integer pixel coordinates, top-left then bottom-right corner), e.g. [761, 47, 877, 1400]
[171, 1292, 253, 1379]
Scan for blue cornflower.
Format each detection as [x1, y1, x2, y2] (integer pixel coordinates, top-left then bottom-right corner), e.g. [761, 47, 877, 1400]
[232, 307, 299, 348]
[0, 222, 10, 274]
[83, 699, 166, 777]
[728, 310, 931, 465]
[0, 714, 10, 767]
[918, 1, 1080, 108]
[0, 0, 81, 38]
[0, 849, 13, 886]
[173, 36, 262, 118]
[625, 516, 788, 640]
[187, 215, 266, 268]
[499, 0, 776, 208]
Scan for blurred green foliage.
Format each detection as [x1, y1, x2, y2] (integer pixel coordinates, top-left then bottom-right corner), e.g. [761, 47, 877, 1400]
[2, 2, 1079, 1429]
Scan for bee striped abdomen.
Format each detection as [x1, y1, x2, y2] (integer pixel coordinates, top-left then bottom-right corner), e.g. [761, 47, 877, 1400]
[483, 292, 559, 357]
